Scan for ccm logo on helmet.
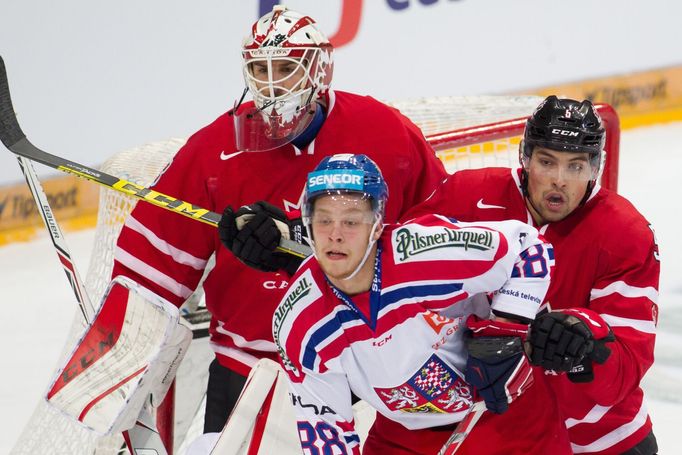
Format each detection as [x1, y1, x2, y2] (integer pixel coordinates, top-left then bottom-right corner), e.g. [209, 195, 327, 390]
[551, 128, 580, 137]
[309, 173, 362, 187]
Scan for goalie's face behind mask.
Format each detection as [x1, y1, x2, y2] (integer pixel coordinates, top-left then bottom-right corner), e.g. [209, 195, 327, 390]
[310, 194, 378, 286]
[247, 58, 310, 100]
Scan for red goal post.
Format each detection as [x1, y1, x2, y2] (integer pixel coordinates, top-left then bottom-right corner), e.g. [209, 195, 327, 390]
[424, 102, 620, 191]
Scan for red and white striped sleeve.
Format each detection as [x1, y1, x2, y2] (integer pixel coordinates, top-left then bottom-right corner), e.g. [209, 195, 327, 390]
[111, 139, 216, 307]
[575, 220, 659, 405]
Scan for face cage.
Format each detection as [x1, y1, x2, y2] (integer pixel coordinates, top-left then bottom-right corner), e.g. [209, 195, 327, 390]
[242, 48, 322, 116]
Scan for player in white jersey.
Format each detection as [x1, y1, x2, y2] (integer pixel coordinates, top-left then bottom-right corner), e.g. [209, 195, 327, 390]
[273, 154, 571, 454]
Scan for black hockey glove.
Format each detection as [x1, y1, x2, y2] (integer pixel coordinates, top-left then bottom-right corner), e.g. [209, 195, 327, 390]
[218, 201, 306, 275]
[464, 316, 534, 414]
[525, 309, 615, 383]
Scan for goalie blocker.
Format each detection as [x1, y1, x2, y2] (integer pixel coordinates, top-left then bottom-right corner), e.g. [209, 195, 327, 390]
[46, 276, 192, 435]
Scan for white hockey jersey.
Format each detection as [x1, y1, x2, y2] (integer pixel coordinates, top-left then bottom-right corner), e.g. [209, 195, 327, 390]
[273, 214, 554, 453]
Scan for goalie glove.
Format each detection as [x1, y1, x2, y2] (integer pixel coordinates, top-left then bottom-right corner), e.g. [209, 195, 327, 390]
[464, 315, 533, 414]
[219, 201, 306, 275]
[525, 308, 615, 383]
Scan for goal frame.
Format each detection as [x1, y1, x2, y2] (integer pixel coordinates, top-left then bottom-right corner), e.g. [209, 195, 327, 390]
[426, 103, 620, 191]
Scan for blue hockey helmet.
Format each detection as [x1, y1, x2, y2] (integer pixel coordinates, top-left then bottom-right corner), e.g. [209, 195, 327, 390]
[302, 153, 388, 223]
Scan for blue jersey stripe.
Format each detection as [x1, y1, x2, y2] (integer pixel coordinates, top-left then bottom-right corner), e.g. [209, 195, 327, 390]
[302, 308, 360, 369]
[380, 282, 464, 312]
[301, 282, 464, 370]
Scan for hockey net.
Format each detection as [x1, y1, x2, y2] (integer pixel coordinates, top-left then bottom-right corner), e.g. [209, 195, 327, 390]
[10, 95, 619, 454]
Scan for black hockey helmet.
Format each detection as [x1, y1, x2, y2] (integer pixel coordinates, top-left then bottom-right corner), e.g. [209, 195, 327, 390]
[519, 96, 606, 204]
[520, 95, 605, 164]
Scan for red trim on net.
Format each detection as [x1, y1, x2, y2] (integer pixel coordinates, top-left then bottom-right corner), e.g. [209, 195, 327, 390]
[122, 430, 133, 452]
[425, 103, 621, 192]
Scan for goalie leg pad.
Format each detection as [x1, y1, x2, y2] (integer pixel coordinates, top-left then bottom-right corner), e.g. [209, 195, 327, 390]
[46, 276, 192, 435]
[211, 358, 302, 455]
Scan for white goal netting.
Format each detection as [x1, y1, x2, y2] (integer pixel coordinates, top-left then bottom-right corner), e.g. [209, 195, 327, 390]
[10, 95, 619, 454]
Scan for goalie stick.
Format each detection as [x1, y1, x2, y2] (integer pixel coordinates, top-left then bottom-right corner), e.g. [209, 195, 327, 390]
[0, 56, 311, 260]
[15, 155, 96, 322]
[1, 60, 173, 454]
[15, 145, 174, 455]
[437, 401, 486, 455]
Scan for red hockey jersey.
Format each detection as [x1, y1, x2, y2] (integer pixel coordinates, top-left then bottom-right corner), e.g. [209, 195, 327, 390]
[111, 90, 447, 377]
[403, 167, 659, 454]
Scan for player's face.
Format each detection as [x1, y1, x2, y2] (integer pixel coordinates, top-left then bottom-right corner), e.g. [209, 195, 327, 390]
[526, 147, 594, 224]
[311, 194, 380, 292]
[249, 59, 308, 97]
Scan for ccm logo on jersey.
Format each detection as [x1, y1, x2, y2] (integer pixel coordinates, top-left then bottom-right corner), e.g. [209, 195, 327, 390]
[373, 334, 393, 347]
[551, 128, 579, 137]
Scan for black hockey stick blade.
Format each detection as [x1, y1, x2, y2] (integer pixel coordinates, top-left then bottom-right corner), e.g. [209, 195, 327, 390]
[0, 55, 311, 259]
[0, 56, 26, 149]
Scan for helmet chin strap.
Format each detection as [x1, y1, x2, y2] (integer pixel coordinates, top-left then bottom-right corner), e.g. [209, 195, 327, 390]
[343, 216, 382, 282]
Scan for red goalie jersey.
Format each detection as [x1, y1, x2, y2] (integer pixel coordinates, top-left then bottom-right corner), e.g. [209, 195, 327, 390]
[404, 167, 659, 455]
[111, 90, 446, 377]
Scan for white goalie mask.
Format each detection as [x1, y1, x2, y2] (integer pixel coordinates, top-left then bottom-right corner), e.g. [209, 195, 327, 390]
[234, 6, 334, 152]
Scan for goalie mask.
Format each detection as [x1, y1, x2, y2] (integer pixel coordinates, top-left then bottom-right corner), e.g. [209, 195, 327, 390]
[234, 6, 334, 152]
[303, 154, 388, 280]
